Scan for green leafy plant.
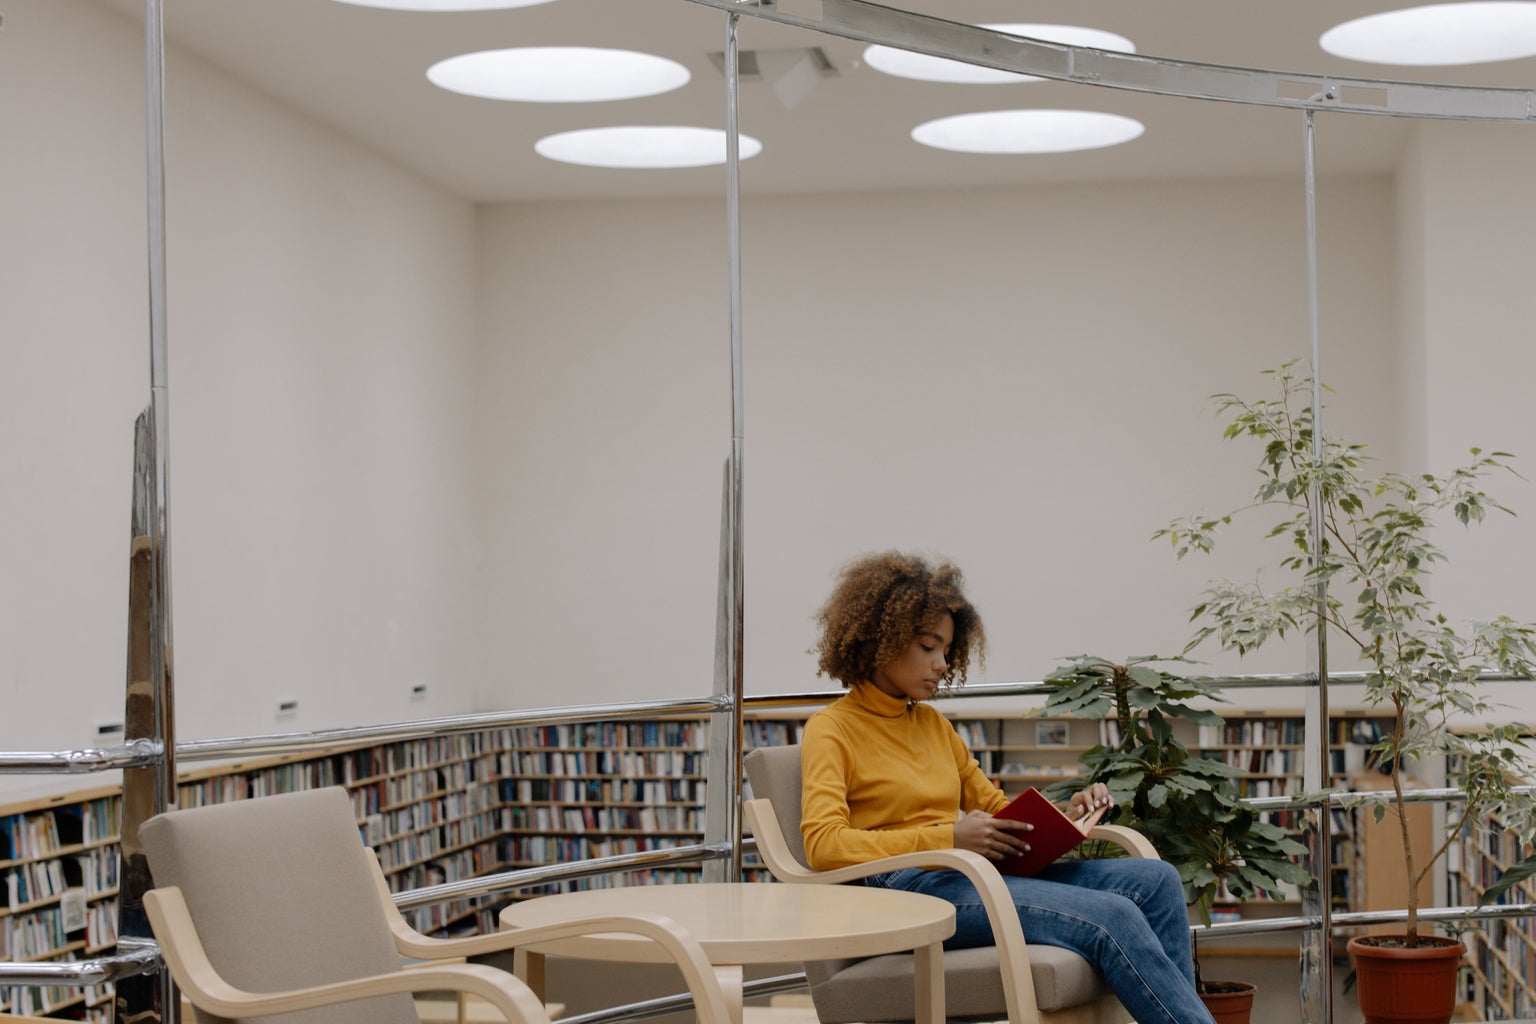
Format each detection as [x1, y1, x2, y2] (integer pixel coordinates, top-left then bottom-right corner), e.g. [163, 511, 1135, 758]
[1155, 361, 1536, 945]
[1041, 655, 1311, 929]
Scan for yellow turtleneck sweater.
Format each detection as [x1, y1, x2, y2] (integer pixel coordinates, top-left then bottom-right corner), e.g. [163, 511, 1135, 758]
[800, 682, 1010, 871]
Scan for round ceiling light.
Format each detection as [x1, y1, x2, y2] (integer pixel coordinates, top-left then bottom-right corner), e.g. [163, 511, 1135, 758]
[864, 24, 1135, 84]
[333, 0, 559, 9]
[428, 47, 690, 102]
[911, 109, 1144, 154]
[534, 126, 764, 168]
[1320, 2, 1536, 64]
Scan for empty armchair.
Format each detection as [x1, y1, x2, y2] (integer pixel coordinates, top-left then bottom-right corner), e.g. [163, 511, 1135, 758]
[140, 786, 731, 1024]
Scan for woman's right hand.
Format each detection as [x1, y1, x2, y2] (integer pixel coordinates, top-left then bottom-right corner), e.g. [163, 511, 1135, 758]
[953, 809, 1032, 860]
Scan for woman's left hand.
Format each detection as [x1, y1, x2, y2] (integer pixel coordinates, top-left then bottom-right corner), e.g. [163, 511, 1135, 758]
[1066, 782, 1112, 820]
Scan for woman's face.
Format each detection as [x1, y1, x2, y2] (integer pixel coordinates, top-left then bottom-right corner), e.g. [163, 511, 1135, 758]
[871, 611, 954, 703]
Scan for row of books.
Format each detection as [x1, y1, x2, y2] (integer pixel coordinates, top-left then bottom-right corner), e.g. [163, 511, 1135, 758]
[0, 810, 76, 863]
[382, 843, 505, 896]
[5, 858, 67, 910]
[744, 720, 803, 747]
[503, 750, 707, 778]
[85, 899, 116, 950]
[504, 777, 703, 805]
[1, 980, 87, 1016]
[402, 892, 498, 936]
[506, 804, 702, 833]
[337, 731, 506, 784]
[2, 901, 81, 961]
[372, 817, 509, 872]
[951, 721, 990, 750]
[362, 781, 500, 835]
[79, 798, 120, 846]
[506, 834, 690, 866]
[511, 721, 708, 751]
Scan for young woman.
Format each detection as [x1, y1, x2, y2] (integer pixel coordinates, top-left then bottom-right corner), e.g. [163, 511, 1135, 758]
[801, 551, 1217, 1024]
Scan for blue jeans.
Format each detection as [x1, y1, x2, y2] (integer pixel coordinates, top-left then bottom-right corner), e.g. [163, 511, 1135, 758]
[863, 858, 1216, 1024]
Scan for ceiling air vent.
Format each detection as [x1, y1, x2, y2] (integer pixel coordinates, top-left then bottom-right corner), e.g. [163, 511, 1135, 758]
[708, 46, 838, 109]
[708, 46, 840, 80]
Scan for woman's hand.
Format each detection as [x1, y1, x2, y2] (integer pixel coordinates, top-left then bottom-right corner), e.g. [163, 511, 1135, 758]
[953, 809, 1033, 860]
[1065, 782, 1112, 820]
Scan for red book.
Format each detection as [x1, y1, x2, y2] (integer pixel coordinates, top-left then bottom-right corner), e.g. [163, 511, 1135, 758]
[991, 788, 1109, 877]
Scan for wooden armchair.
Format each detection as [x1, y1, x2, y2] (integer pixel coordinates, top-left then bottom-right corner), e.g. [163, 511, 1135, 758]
[140, 786, 731, 1024]
[743, 744, 1158, 1024]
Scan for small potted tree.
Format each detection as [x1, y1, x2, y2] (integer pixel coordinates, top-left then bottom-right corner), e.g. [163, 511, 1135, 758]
[1041, 654, 1311, 1024]
[1155, 362, 1536, 1024]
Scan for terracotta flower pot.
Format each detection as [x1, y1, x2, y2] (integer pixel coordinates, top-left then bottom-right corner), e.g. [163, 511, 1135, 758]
[1347, 934, 1467, 1024]
[1199, 980, 1257, 1024]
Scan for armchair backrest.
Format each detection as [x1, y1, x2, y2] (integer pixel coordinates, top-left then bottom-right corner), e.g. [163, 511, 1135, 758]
[743, 745, 808, 867]
[140, 786, 417, 1024]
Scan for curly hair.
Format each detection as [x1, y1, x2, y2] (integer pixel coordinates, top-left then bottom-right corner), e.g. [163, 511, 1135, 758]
[812, 551, 986, 692]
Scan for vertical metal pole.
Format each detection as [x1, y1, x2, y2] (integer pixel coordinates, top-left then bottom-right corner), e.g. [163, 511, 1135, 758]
[144, 0, 176, 834]
[722, 10, 747, 881]
[1299, 106, 1334, 1024]
[118, 2, 178, 1021]
[705, 462, 736, 882]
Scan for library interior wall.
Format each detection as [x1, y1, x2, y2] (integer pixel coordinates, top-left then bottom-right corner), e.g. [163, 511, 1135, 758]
[0, 0, 484, 781]
[476, 177, 1404, 710]
[7, 0, 1536, 785]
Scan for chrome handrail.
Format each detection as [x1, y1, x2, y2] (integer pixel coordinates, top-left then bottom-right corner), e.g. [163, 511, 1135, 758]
[10, 669, 1531, 775]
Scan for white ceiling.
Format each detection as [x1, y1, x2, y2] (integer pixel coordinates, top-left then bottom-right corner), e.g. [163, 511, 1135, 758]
[100, 0, 1536, 202]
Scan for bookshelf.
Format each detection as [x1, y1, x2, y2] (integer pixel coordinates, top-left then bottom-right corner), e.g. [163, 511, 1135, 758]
[951, 708, 1401, 926]
[0, 785, 120, 1023]
[1, 705, 1406, 1020]
[1449, 772, 1536, 1019]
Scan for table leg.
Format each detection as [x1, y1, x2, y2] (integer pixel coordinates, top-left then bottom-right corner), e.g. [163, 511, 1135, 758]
[912, 941, 944, 1024]
[712, 964, 744, 1024]
[513, 948, 547, 1003]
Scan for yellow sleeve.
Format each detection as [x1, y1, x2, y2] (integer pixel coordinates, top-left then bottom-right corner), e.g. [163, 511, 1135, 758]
[799, 714, 956, 871]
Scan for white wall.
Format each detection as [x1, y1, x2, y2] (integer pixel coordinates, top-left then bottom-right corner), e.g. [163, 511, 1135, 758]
[477, 176, 1403, 709]
[0, 0, 483, 784]
[1400, 121, 1536, 626]
[8, 0, 1536, 788]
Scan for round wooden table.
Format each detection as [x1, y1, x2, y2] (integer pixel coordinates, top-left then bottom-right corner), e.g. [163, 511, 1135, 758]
[499, 882, 955, 1024]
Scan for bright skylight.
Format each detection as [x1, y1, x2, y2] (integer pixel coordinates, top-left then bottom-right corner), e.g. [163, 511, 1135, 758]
[534, 127, 764, 168]
[428, 47, 690, 102]
[911, 110, 1144, 154]
[1320, 2, 1536, 64]
[333, 0, 558, 9]
[864, 24, 1135, 84]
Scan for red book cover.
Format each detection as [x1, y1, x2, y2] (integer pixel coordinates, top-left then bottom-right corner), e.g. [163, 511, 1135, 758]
[991, 788, 1108, 877]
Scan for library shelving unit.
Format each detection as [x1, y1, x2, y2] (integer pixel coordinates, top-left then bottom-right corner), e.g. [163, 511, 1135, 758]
[0, 784, 120, 1022]
[952, 708, 1400, 925]
[1448, 763, 1536, 1019]
[0, 705, 1410, 1020]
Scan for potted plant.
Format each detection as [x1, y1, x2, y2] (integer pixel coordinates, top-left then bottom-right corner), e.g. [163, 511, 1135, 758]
[1154, 362, 1536, 1024]
[1041, 654, 1311, 1024]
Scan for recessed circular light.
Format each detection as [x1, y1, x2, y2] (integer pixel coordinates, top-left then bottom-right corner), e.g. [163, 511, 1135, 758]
[535, 127, 764, 168]
[1320, 2, 1536, 65]
[333, 0, 558, 9]
[428, 47, 690, 103]
[864, 24, 1135, 84]
[911, 109, 1144, 154]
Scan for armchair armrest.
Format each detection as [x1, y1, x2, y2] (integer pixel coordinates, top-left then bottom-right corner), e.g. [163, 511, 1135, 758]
[743, 798, 1041, 1024]
[367, 854, 732, 1024]
[1089, 823, 1159, 859]
[144, 886, 548, 1024]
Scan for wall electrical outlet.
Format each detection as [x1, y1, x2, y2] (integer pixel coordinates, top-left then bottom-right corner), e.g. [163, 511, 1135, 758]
[410, 684, 428, 701]
[277, 698, 299, 716]
[93, 721, 125, 746]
